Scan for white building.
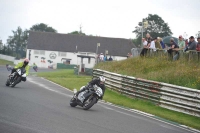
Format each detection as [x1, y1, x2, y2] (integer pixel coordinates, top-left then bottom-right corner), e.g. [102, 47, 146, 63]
[27, 31, 135, 71]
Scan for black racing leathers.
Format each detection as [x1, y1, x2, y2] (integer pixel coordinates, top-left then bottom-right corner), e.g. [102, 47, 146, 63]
[76, 78, 105, 99]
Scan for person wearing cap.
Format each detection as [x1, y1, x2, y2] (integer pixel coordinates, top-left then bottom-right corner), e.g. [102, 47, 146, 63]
[178, 35, 185, 50]
[184, 36, 197, 52]
[196, 37, 200, 51]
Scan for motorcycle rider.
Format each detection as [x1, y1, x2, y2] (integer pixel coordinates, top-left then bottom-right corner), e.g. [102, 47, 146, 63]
[76, 76, 106, 99]
[10, 58, 30, 82]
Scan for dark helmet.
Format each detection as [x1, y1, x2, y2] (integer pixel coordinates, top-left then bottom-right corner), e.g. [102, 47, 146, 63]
[23, 58, 29, 66]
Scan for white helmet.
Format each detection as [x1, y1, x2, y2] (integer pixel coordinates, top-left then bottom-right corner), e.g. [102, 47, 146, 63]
[99, 76, 106, 84]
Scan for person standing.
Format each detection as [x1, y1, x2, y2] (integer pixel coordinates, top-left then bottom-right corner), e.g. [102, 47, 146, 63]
[140, 38, 148, 56]
[99, 53, 104, 61]
[184, 36, 197, 52]
[155, 37, 162, 49]
[168, 38, 179, 60]
[196, 37, 200, 51]
[178, 35, 185, 50]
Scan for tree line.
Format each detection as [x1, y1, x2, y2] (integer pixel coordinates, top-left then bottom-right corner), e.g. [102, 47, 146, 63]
[0, 23, 87, 59]
[1, 14, 199, 58]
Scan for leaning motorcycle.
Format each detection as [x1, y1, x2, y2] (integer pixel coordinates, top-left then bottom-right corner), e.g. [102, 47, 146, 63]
[70, 85, 103, 110]
[6, 67, 26, 87]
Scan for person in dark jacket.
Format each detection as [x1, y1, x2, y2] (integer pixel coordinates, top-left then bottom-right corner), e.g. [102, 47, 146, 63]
[75, 76, 106, 99]
[168, 38, 179, 60]
[184, 36, 197, 52]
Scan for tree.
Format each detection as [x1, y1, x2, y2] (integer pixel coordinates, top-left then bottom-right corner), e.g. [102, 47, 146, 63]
[132, 37, 141, 48]
[7, 27, 28, 58]
[30, 23, 57, 33]
[196, 31, 200, 38]
[68, 31, 86, 35]
[0, 40, 3, 51]
[133, 14, 173, 40]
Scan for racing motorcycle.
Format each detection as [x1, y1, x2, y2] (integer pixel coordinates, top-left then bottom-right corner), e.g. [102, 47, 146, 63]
[6, 67, 26, 87]
[70, 85, 103, 110]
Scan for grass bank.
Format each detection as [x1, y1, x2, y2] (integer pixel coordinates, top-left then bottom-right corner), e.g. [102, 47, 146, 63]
[37, 69, 200, 130]
[94, 56, 200, 89]
[0, 59, 14, 65]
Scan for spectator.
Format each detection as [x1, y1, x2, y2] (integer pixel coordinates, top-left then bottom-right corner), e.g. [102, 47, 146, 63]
[196, 37, 200, 51]
[185, 39, 188, 47]
[155, 37, 162, 49]
[99, 53, 104, 61]
[127, 53, 132, 58]
[108, 56, 113, 61]
[149, 37, 157, 51]
[159, 37, 165, 49]
[168, 38, 179, 60]
[178, 35, 185, 50]
[145, 33, 152, 48]
[184, 36, 197, 52]
[103, 56, 107, 61]
[140, 38, 148, 56]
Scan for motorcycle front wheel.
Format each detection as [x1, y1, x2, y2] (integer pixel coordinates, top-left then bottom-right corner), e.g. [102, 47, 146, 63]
[11, 77, 21, 87]
[70, 97, 78, 107]
[5, 79, 10, 86]
[83, 96, 97, 110]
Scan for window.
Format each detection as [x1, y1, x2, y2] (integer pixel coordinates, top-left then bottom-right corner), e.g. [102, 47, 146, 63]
[40, 50, 45, 55]
[34, 50, 40, 54]
[34, 50, 45, 55]
[58, 52, 66, 57]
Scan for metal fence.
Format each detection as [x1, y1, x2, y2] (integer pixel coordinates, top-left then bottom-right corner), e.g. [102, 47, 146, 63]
[93, 69, 200, 117]
[131, 48, 200, 62]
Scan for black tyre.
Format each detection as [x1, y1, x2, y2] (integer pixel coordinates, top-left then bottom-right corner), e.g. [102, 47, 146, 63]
[70, 98, 77, 107]
[83, 96, 97, 110]
[11, 77, 21, 87]
[5, 79, 10, 86]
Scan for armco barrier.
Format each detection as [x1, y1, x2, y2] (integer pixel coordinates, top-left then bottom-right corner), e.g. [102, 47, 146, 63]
[93, 69, 200, 117]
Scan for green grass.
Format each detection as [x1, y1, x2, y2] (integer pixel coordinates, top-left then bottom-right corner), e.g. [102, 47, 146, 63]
[37, 70, 91, 90]
[37, 69, 200, 130]
[0, 59, 14, 65]
[94, 56, 200, 89]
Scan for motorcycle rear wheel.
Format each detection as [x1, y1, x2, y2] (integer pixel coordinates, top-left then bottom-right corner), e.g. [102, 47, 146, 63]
[83, 96, 97, 110]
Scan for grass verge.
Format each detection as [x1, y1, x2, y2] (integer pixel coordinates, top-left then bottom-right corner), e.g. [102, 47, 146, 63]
[94, 56, 200, 89]
[36, 69, 200, 130]
[0, 59, 14, 65]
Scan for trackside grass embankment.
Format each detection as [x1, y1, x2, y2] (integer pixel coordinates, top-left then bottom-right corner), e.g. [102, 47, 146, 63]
[37, 69, 200, 130]
[0, 59, 14, 66]
[94, 56, 200, 90]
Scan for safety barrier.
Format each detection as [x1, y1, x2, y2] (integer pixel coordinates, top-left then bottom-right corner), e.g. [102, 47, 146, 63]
[131, 48, 200, 62]
[93, 69, 200, 117]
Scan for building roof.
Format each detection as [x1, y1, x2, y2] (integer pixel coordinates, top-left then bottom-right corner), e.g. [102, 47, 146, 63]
[27, 31, 135, 57]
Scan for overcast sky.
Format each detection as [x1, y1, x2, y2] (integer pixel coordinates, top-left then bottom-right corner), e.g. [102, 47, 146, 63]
[0, 0, 200, 44]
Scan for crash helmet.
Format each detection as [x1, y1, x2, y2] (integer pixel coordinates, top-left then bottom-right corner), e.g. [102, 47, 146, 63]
[99, 76, 106, 85]
[23, 58, 29, 66]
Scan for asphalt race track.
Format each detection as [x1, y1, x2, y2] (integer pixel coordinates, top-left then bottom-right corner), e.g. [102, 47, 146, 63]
[0, 66, 198, 133]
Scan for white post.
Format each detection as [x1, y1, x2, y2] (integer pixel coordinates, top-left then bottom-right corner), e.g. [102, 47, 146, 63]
[141, 19, 143, 48]
[96, 43, 100, 64]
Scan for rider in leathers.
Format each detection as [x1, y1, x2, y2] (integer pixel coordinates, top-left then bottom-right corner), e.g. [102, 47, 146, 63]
[76, 76, 106, 99]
